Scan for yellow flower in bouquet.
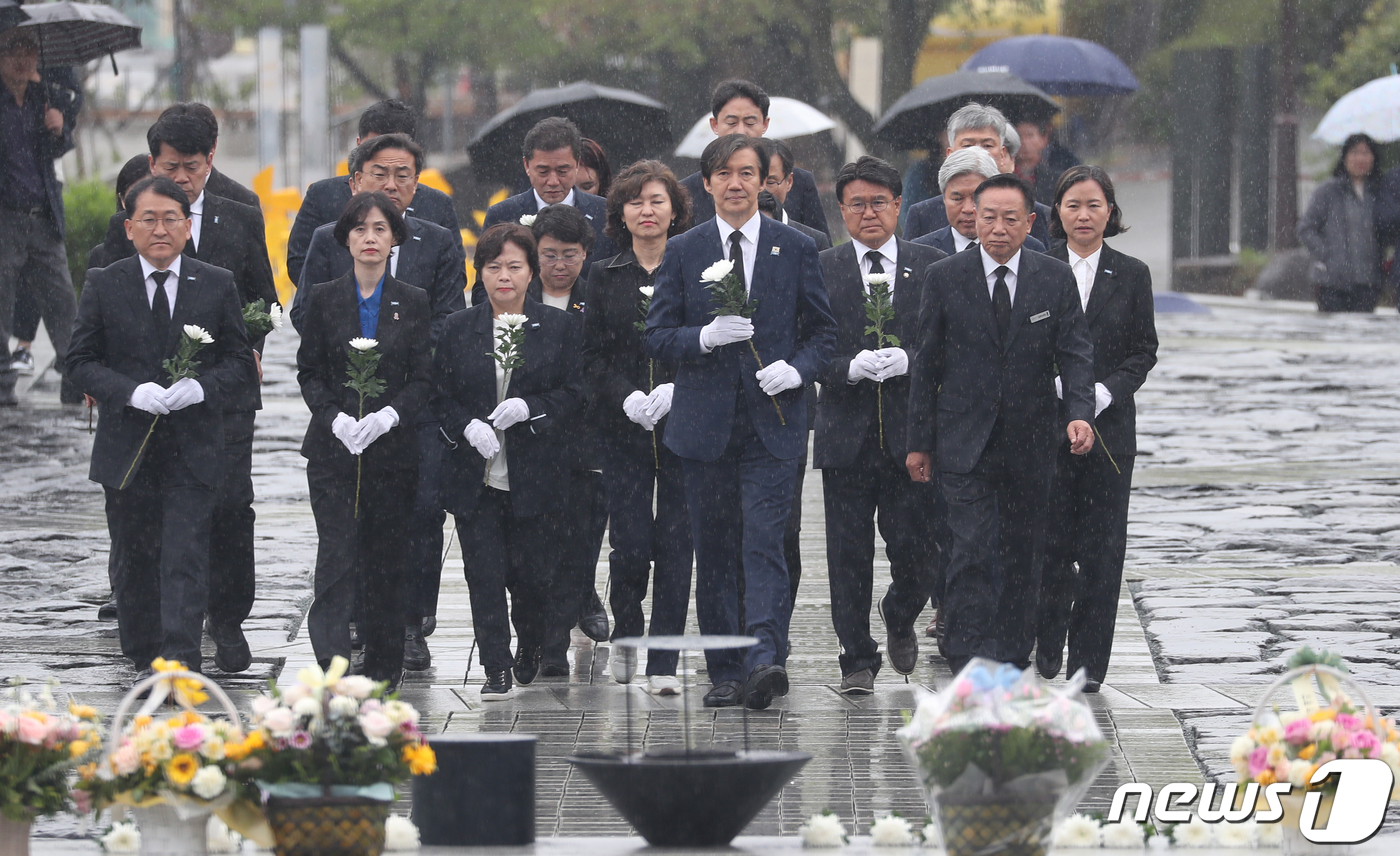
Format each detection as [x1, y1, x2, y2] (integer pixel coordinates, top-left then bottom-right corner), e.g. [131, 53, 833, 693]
[166, 753, 199, 786]
[403, 743, 437, 776]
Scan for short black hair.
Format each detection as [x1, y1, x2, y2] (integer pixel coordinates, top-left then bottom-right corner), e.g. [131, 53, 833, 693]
[711, 79, 770, 118]
[1334, 133, 1381, 183]
[530, 203, 595, 254]
[158, 102, 219, 143]
[700, 134, 769, 183]
[1050, 164, 1128, 240]
[147, 114, 216, 158]
[333, 191, 408, 249]
[766, 138, 794, 179]
[124, 176, 191, 218]
[349, 133, 425, 175]
[835, 156, 903, 204]
[359, 99, 417, 139]
[522, 117, 582, 162]
[757, 189, 780, 217]
[474, 223, 540, 280]
[973, 173, 1035, 215]
[116, 154, 153, 208]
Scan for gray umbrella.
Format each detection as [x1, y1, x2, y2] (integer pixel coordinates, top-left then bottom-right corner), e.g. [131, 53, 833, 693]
[17, 1, 140, 70]
[0, 0, 31, 33]
[874, 70, 1059, 150]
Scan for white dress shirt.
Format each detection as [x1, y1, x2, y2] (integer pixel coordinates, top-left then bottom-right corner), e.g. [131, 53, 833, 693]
[389, 245, 399, 278]
[188, 192, 204, 252]
[715, 211, 761, 293]
[542, 292, 570, 310]
[952, 229, 976, 253]
[533, 188, 576, 210]
[140, 255, 183, 310]
[854, 234, 898, 291]
[979, 247, 1021, 304]
[1068, 244, 1103, 312]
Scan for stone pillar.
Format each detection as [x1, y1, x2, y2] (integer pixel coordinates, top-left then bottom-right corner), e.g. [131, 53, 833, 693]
[1237, 45, 1274, 252]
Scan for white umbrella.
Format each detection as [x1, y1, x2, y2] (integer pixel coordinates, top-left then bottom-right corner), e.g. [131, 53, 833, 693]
[674, 96, 837, 158]
[1313, 75, 1400, 144]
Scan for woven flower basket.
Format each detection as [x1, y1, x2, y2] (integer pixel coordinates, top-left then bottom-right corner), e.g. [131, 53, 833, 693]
[933, 792, 1059, 856]
[265, 794, 389, 856]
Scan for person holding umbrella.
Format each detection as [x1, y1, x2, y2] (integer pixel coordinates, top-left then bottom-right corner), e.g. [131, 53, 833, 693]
[1299, 133, 1384, 313]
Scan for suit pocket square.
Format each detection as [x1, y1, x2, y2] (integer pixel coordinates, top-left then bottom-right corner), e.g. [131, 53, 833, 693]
[1029, 311, 1051, 323]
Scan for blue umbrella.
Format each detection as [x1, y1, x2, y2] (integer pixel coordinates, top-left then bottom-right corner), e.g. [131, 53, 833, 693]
[962, 35, 1138, 97]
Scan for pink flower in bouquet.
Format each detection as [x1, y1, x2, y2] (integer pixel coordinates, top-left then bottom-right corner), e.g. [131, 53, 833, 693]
[262, 707, 295, 735]
[1284, 717, 1312, 745]
[954, 680, 972, 698]
[1335, 713, 1361, 731]
[360, 699, 383, 715]
[1333, 728, 1352, 750]
[1344, 748, 1362, 759]
[251, 696, 278, 718]
[72, 787, 92, 815]
[1248, 745, 1270, 778]
[1318, 750, 1337, 764]
[289, 730, 313, 750]
[1351, 729, 1381, 756]
[359, 711, 394, 741]
[112, 744, 140, 776]
[173, 724, 205, 751]
[16, 712, 51, 745]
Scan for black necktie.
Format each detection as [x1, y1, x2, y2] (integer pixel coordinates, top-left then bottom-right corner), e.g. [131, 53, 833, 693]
[151, 269, 171, 340]
[992, 265, 1011, 342]
[728, 231, 746, 292]
[865, 250, 885, 278]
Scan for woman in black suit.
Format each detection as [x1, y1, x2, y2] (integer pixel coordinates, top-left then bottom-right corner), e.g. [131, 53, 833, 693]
[433, 224, 585, 699]
[1036, 166, 1158, 692]
[297, 192, 432, 687]
[582, 160, 693, 695]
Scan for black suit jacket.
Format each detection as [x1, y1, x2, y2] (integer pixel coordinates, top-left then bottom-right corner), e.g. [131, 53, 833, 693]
[292, 215, 466, 347]
[68, 256, 255, 488]
[88, 210, 131, 271]
[431, 299, 585, 520]
[905, 195, 1053, 249]
[915, 225, 1047, 256]
[286, 176, 460, 286]
[1049, 242, 1158, 456]
[782, 214, 831, 252]
[480, 189, 618, 283]
[206, 168, 261, 210]
[906, 248, 1095, 474]
[683, 167, 830, 237]
[295, 273, 432, 472]
[814, 239, 947, 468]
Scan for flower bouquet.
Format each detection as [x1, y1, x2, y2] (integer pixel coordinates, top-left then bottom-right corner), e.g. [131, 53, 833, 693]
[239, 656, 435, 856]
[76, 660, 253, 856]
[0, 680, 103, 855]
[896, 659, 1109, 856]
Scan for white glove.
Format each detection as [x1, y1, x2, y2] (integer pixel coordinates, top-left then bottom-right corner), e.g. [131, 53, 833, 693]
[873, 347, 909, 382]
[128, 382, 170, 415]
[847, 350, 880, 383]
[332, 412, 362, 455]
[623, 390, 649, 425]
[162, 377, 205, 411]
[489, 397, 530, 430]
[463, 419, 500, 459]
[699, 315, 754, 351]
[756, 360, 803, 396]
[352, 407, 399, 449]
[1094, 382, 1113, 417]
[1053, 376, 1063, 400]
[643, 383, 674, 421]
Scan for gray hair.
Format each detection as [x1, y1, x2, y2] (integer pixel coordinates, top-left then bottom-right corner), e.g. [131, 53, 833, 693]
[945, 102, 1009, 147]
[938, 147, 1000, 192]
[1002, 124, 1021, 160]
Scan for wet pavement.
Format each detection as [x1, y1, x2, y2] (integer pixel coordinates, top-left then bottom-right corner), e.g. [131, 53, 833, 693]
[8, 295, 1400, 846]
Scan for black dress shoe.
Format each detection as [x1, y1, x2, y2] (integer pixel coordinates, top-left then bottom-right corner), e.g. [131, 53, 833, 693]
[513, 646, 541, 686]
[97, 599, 118, 621]
[349, 623, 363, 649]
[403, 627, 431, 671]
[744, 664, 788, 710]
[578, 611, 610, 643]
[539, 659, 569, 678]
[1083, 680, 1102, 694]
[879, 593, 918, 676]
[1036, 645, 1062, 680]
[703, 680, 744, 707]
[421, 615, 436, 637]
[209, 624, 252, 673]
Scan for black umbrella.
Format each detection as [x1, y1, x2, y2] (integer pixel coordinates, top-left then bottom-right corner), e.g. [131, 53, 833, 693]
[873, 70, 1059, 150]
[0, 0, 31, 33]
[17, 1, 141, 70]
[468, 81, 671, 184]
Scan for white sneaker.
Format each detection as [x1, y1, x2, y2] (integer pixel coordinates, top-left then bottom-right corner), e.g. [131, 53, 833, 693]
[646, 675, 681, 696]
[610, 646, 636, 683]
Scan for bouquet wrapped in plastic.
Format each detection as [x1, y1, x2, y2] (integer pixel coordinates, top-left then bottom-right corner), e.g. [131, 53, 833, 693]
[896, 659, 1109, 856]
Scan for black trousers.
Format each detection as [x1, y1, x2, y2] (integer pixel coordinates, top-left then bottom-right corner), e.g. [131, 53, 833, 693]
[458, 488, 559, 673]
[783, 442, 807, 612]
[1036, 443, 1135, 683]
[542, 470, 609, 666]
[1317, 283, 1379, 313]
[822, 425, 937, 676]
[306, 460, 416, 684]
[938, 421, 1052, 670]
[599, 438, 692, 676]
[207, 410, 256, 630]
[407, 421, 447, 624]
[103, 424, 215, 671]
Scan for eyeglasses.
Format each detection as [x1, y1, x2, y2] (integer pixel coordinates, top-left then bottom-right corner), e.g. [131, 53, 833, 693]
[841, 199, 892, 214]
[130, 217, 186, 230]
[541, 251, 583, 265]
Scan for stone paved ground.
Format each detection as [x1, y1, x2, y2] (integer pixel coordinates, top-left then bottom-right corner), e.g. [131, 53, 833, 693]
[9, 295, 1400, 848]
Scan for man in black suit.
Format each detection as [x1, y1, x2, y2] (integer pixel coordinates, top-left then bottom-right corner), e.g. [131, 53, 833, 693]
[763, 139, 831, 250]
[905, 174, 1095, 673]
[480, 117, 616, 284]
[153, 103, 261, 208]
[903, 103, 1052, 249]
[681, 80, 829, 238]
[816, 157, 945, 694]
[914, 147, 1044, 256]
[287, 98, 459, 286]
[759, 191, 829, 251]
[67, 176, 255, 677]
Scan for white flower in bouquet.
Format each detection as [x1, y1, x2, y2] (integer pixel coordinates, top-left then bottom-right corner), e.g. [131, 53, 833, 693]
[1215, 819, 1257, 848]
[384, 699, 420, 728]
[384, 814, 421, 850]
[190, 764, 227, 800]
[359, 710, 396, 746]
[293, 696, 322, 719]
[335, 675, 377, 699]
[101, 821, 141, 853]
[206, 816, 243, 853]
[261, 706, 296, 736]
[1287, 758, 1311, 787]
[1146, 833, 1171, 851]
[349, 337, 379, 352]
[920, 821, 941, 847]
[328, 695, 361, 720]
[864, 272, 891, 287]
[269, 301, 284, 330]
[498, 312, 528, 329]
[870, 814, 915, 846]
[1229, 733, 1254, 763]
[182, 324, 214, 345]
[251, 695, 278, 718]
[798, 812, 847, 847]
[198, 735, 226, 761]
[1173, 816, 1216, 848]
[518, 214, 537, 226]
[1101, 820, 1146, 848]
[700, 258, 735, 283]
[280, 684, 311, 705]
[638, 285, 655, 298]
[1053, 813, 1102, 847]
[1257, 819, 1284, 847]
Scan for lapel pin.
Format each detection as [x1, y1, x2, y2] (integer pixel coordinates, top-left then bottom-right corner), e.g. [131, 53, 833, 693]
[393, 312, 399, 320]
[902, 270, 910, 278]
[1104, 269, 1114, 276]
[413, 236, 421, 241]
[213, 215, 219, 224]
[771, 246, 780, 256]
[186, 276, 195, 281]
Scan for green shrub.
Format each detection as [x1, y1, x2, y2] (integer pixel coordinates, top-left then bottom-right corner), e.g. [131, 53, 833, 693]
[63, 178, 116, 295]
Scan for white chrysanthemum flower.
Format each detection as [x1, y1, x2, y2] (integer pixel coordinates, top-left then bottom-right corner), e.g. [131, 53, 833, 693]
[1229, 734, 1254, 762]
[1053, 813, 1102, 847]
[190, 764, 227, 800]
[870, 814, 915, 846]
[206, 816, 242, 853]
[269, 302, 284, 330]
[920, 821, 941, 847]
[1101, 820, 1146, 848]
[1173, 816, 1215, 848]
[498, 313, 527, 328]
[518, 214, 537, 227]
[328, 695, 361, 719]
[101, 821, 141, 853]
[334, 676, 376, 700]
[1146, 834, 1171, 851]
[349, 337, 378, 351]
[1215, 820, 1257, 848]
[700, 258, 735, 283]
[293, 696, 322, 719]
[1287, 759, 1310, 787]
[864, 272, 891, 287]
[1256, 819, 1284, 847]
[384, 814, 421, 850]
[798, 812, 847, 848]
[638, 285, 655, 298]
[183, 324, 214, 344]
